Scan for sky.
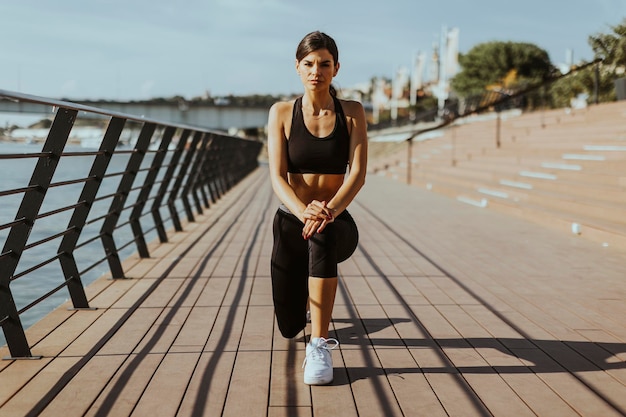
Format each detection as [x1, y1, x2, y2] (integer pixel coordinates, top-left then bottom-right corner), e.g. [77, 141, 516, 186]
[1, 0, 625, 102]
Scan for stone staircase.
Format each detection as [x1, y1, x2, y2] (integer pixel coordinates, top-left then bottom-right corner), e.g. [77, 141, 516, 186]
[368, 101, 626, 250]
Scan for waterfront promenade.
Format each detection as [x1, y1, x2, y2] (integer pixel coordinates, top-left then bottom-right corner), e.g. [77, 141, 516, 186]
[1, 164, 626, 417]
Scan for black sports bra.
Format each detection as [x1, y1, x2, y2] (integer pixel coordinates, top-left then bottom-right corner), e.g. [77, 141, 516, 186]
[287, 96, 350, 174]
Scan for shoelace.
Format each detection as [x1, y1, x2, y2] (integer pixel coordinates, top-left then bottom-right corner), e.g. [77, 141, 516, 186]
[302, 337, 339, 368]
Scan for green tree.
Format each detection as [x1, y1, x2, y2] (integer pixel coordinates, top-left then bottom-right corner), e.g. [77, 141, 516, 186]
[547, 68, 595, 108]
[450, 41, 556, 97]
[587, 18, 626, 103]
[589, 18, 626, 70]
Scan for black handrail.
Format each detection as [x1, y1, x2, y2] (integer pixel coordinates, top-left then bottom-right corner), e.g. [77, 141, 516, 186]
[0, 89, 262, 358]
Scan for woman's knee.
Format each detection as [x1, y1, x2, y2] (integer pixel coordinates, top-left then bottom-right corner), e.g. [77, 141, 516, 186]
[335, 213, 359, 263]
[308, 226, 338, 277]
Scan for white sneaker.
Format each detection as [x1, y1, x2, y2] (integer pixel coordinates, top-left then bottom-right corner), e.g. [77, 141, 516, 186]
[302, 337, 339, 385]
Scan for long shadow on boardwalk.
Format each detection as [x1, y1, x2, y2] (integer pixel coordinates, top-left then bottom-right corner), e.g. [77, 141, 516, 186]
[331, 317, 626, 374]
[25, 174, 272, 417]
[333, 199, 626, 416]
[329, 316, 626, 415]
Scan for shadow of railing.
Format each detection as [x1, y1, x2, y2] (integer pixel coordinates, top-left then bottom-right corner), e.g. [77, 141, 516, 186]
[0, 90, 263, 358]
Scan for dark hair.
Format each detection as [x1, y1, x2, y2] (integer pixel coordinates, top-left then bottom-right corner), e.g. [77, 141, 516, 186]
[296, 31, 339, 97]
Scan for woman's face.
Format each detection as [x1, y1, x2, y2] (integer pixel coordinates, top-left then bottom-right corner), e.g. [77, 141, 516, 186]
[296, 48, 339, 92]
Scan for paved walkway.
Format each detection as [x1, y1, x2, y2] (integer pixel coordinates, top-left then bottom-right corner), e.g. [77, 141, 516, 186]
[2, 166, 626, 416]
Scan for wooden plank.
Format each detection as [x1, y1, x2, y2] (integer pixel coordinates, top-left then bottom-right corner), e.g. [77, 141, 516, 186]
[237, 305, 274, 351]
[89, 275, 143, 308]
[27, 307, 104, 358]
[169, 306, 220, 353]
[132, 352, 201, 417]
[408, 305, 461, 339]
[98, 307, 163, 355]
[132, 306, 192, 354]
[123, 257, 162, 279]
[5, 307, 77, 357]
[341, 275, 379, 305]
[331, 302, 368, 352]
[84, 353, 165, 417]
[339, 346, 403, 417]
[463, 372, 536, 417]
[408, 277, 456, 306]
[0, 357, 81, 416]
[423, 373, 492, 417]
[499, 373, 580, 417]
[176, 351, 237, 416]
[310, 339, 359, 417]
[61, 308, 127, 357]
[136, 278, 187, 309]
[0, 357, 53, 407]
[110, 277, 161, 309]
[195, 277, 232, 306]
[38, 355, 127, 417]
[535, 339, 626, 412]
[461, 305, 534, 349]
[354, 304, 403, 348]
[166, 276, 211, 308]
[248, 276, 273, 307]
[268, 406, 312, 417]
[363, 274, 425, 306]
[375, 348, 448, 417]
[222, 350, 271, 417]
[203, 306, 248, 353]
[269, 343, 311, 407]
[512, 347, 626, 417]
[387, 302, 492, 417]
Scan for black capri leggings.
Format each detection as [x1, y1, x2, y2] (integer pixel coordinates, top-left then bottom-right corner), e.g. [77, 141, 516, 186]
[271, 206, 359, 338]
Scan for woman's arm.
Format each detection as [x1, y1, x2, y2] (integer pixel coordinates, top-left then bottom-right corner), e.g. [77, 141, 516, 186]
[326, 99, 368, 215]
[267, 101, 309, 222]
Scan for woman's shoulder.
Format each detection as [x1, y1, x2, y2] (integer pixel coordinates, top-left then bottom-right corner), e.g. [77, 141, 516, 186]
[270, 99, 296, 113]
[337, 98, 365, 118]
[268, 99, 296, 123]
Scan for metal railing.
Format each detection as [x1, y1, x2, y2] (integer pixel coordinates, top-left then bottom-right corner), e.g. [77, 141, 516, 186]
[0, 90, 263, 358]
[369, 59, 604, 136]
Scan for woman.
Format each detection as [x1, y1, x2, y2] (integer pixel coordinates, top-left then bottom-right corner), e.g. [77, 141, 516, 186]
[267, 31, 368, 385]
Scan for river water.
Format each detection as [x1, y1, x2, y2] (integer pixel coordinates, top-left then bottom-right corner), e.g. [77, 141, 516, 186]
[0, 140, 164, 347]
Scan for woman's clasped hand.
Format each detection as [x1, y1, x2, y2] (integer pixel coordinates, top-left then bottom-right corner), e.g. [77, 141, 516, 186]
[302, 200, 334, 239]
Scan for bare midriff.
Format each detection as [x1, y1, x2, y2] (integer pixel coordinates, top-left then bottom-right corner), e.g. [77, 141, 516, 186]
[288, 172, 345, 206]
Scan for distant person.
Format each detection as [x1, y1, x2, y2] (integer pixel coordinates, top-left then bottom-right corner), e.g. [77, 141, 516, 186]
[267, 31, 368, 385]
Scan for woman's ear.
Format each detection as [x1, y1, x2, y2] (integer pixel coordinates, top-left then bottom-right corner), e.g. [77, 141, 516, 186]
[334, 62, 340, 76]
[295, 59, 300, 75]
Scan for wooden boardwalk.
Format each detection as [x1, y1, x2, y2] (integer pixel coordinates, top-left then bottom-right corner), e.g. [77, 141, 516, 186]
[2, 166, 626, 417]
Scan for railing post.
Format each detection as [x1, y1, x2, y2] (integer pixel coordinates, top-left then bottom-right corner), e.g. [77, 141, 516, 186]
[205, 137, 223, 203]
[151, 129, 191, 241]
[100, 122, 155, 278]
[496, 110, 501, 148]
[191, 135, 213, 210]
[223, 137, 235, 190]
[58, 117, 126, 308]
[181, 133, 212, 220]
[128, 126, 176, 258]
[0, 107, 76, 358]
[406, 138, 413, 185]
[205, 138, 220, 203]
[167, 131, 203, 228]
[451, 125, 457, 167]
